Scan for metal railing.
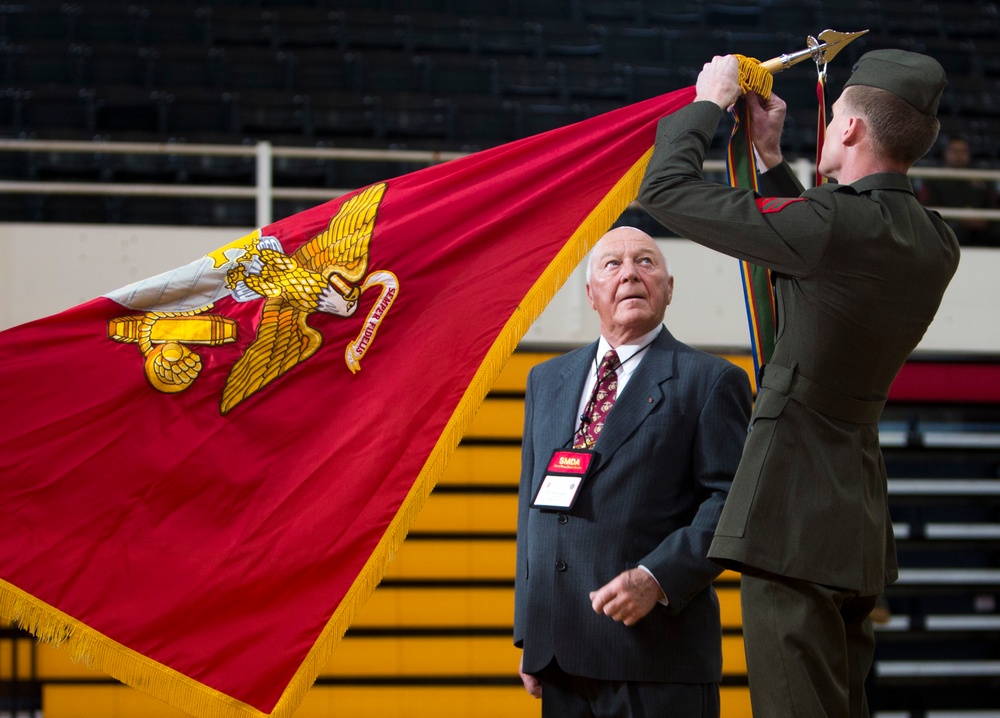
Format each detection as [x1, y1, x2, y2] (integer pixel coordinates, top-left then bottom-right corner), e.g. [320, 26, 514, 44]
[2, 138, 1000, 228]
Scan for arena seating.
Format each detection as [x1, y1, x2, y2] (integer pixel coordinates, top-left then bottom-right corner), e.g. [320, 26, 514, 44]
[4, 0, 1000, 197]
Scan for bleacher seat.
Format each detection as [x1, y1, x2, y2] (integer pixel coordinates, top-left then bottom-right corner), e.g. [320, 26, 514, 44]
[78, 43, 157, 88]
[233, 89, 309, 137]
[307, 92, 382, 139]
[724, 31, 794, 63]
[877, 0, 944, 38]
[204, 7, 277, 49]
[270, 7, 342, 49]
[38, 194, 112, 224]
[340, 9, 412, 52]
[272, 147, 338, 189]
[602, 26, 671, 64]
[0, 2, 77, 44]
[407, 14, 478, 54]
[495, 57, 566, 98]
[514, 99, 589, 136]
[183, 196, 256, 227]
[104, 149, 183, 185]
[112, 196, 190, 226]
[644, 1, 705, 27]
[759, 1, 821, 36]
[629, 65, 697, 102]
[218, 46, 296, 91]
[139, 5, 210, 46]
[29, 149, 108, 183]
[940, 2, 1000, 41]
[423, 53, 500, 97]
[19, 86, 96, 134]
[354, 50, 432, 94]
[578, 1, 644, 26]
[288, 48, 362, 94]
[148, 45, 226, 90]
[664, 27, 730, 71]
[378, 93, 456, 140]
[73, 3, 146, 46]
[161, 88, 238, 135]
[562, 58, 633, 101]
[2, 41, 86, 86]
[705, 2, 764, 29]
[472, 19, 544, 57]
[541, 20, 607, 57]
[451, 95, 520, 144]
[93, 85, 167, 134]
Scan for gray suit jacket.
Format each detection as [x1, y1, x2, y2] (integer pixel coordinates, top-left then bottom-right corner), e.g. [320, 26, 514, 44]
[638, 101, 961, 594]
[514, 328, 751, 683]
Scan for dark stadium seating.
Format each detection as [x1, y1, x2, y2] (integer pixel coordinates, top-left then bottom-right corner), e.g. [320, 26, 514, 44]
[0, 0, 995, 164]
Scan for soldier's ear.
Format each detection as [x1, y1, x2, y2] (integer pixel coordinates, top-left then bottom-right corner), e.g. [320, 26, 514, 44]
[843, 115, 865, 147]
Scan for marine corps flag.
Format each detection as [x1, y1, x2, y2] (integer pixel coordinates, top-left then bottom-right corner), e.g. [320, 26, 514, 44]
[0, 86, 695, 718]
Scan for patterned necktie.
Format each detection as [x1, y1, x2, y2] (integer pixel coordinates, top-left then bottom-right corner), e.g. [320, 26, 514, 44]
[574, 349, 620, 449]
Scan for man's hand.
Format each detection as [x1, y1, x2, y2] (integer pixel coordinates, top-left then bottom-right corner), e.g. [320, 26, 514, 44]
[746, 90, 788, 170]
[694, 55, 742, 109]
[589, 568, 665, 627]
[519, 654, 542, 699]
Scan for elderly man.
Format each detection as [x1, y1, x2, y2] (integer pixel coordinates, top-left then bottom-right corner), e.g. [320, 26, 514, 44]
[514, 226, 752, 717]
[638, 50, 960, 717]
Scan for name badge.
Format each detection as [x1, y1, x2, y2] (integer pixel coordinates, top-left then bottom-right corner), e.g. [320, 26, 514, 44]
[531, 448, 598, 511]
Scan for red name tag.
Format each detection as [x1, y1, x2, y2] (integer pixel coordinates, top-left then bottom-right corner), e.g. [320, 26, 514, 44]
[547, 450, 593, 475]
[532, 448, 599, 512]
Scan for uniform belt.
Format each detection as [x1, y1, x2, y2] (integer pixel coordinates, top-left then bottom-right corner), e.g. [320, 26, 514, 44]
[760, 363, 886, 424]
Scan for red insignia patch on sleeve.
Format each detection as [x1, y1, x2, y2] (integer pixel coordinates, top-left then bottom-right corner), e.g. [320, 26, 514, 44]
[756, 197, 806, 214]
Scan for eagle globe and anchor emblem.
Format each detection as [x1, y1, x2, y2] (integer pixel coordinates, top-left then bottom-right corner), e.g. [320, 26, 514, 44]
[106, 183, 398, 413]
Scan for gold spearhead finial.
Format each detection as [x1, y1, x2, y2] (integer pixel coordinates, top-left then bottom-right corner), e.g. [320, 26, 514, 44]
[759, 29, 869, 75]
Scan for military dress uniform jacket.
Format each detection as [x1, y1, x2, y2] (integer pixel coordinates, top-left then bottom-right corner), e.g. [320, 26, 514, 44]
[638, 101, 960, 595]
[514, 328, 751, 683]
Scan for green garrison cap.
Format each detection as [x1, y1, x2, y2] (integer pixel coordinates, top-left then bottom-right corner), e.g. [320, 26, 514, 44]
[844, 49, 946, 116]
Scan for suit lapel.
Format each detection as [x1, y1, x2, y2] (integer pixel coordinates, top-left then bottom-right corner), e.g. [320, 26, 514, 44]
[592, 329, 676, 470]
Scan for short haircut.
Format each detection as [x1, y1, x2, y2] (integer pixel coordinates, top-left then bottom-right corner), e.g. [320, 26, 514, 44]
[843, 85, 940, 166]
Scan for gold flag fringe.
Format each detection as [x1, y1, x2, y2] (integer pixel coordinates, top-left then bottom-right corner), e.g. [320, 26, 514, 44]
[0, 577, 264, 717]
[0, 145, 656, 718]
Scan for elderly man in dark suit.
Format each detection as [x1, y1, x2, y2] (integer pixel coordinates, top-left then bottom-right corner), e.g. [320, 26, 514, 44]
[514, 226, 752, 717]
[638, 50, 960, 717]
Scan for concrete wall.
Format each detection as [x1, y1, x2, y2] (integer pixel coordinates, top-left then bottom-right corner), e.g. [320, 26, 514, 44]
[1, 222, 994, 355]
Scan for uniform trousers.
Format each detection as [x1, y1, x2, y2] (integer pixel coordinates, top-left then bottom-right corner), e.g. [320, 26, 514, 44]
[536, 659, 719, 718]
[740, 570, 878, 718]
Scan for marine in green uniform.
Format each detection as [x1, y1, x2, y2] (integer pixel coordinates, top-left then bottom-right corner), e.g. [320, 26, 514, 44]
[638, 50, 961, 718]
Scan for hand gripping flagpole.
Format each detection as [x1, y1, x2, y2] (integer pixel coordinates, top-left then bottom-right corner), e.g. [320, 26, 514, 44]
[728, 29, 867, 380]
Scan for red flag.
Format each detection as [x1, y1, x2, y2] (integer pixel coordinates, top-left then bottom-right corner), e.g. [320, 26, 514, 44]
[0, 87, 694, 718]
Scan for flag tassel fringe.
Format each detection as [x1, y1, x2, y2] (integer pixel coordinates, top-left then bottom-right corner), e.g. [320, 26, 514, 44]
[0, 579, 262, 717]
